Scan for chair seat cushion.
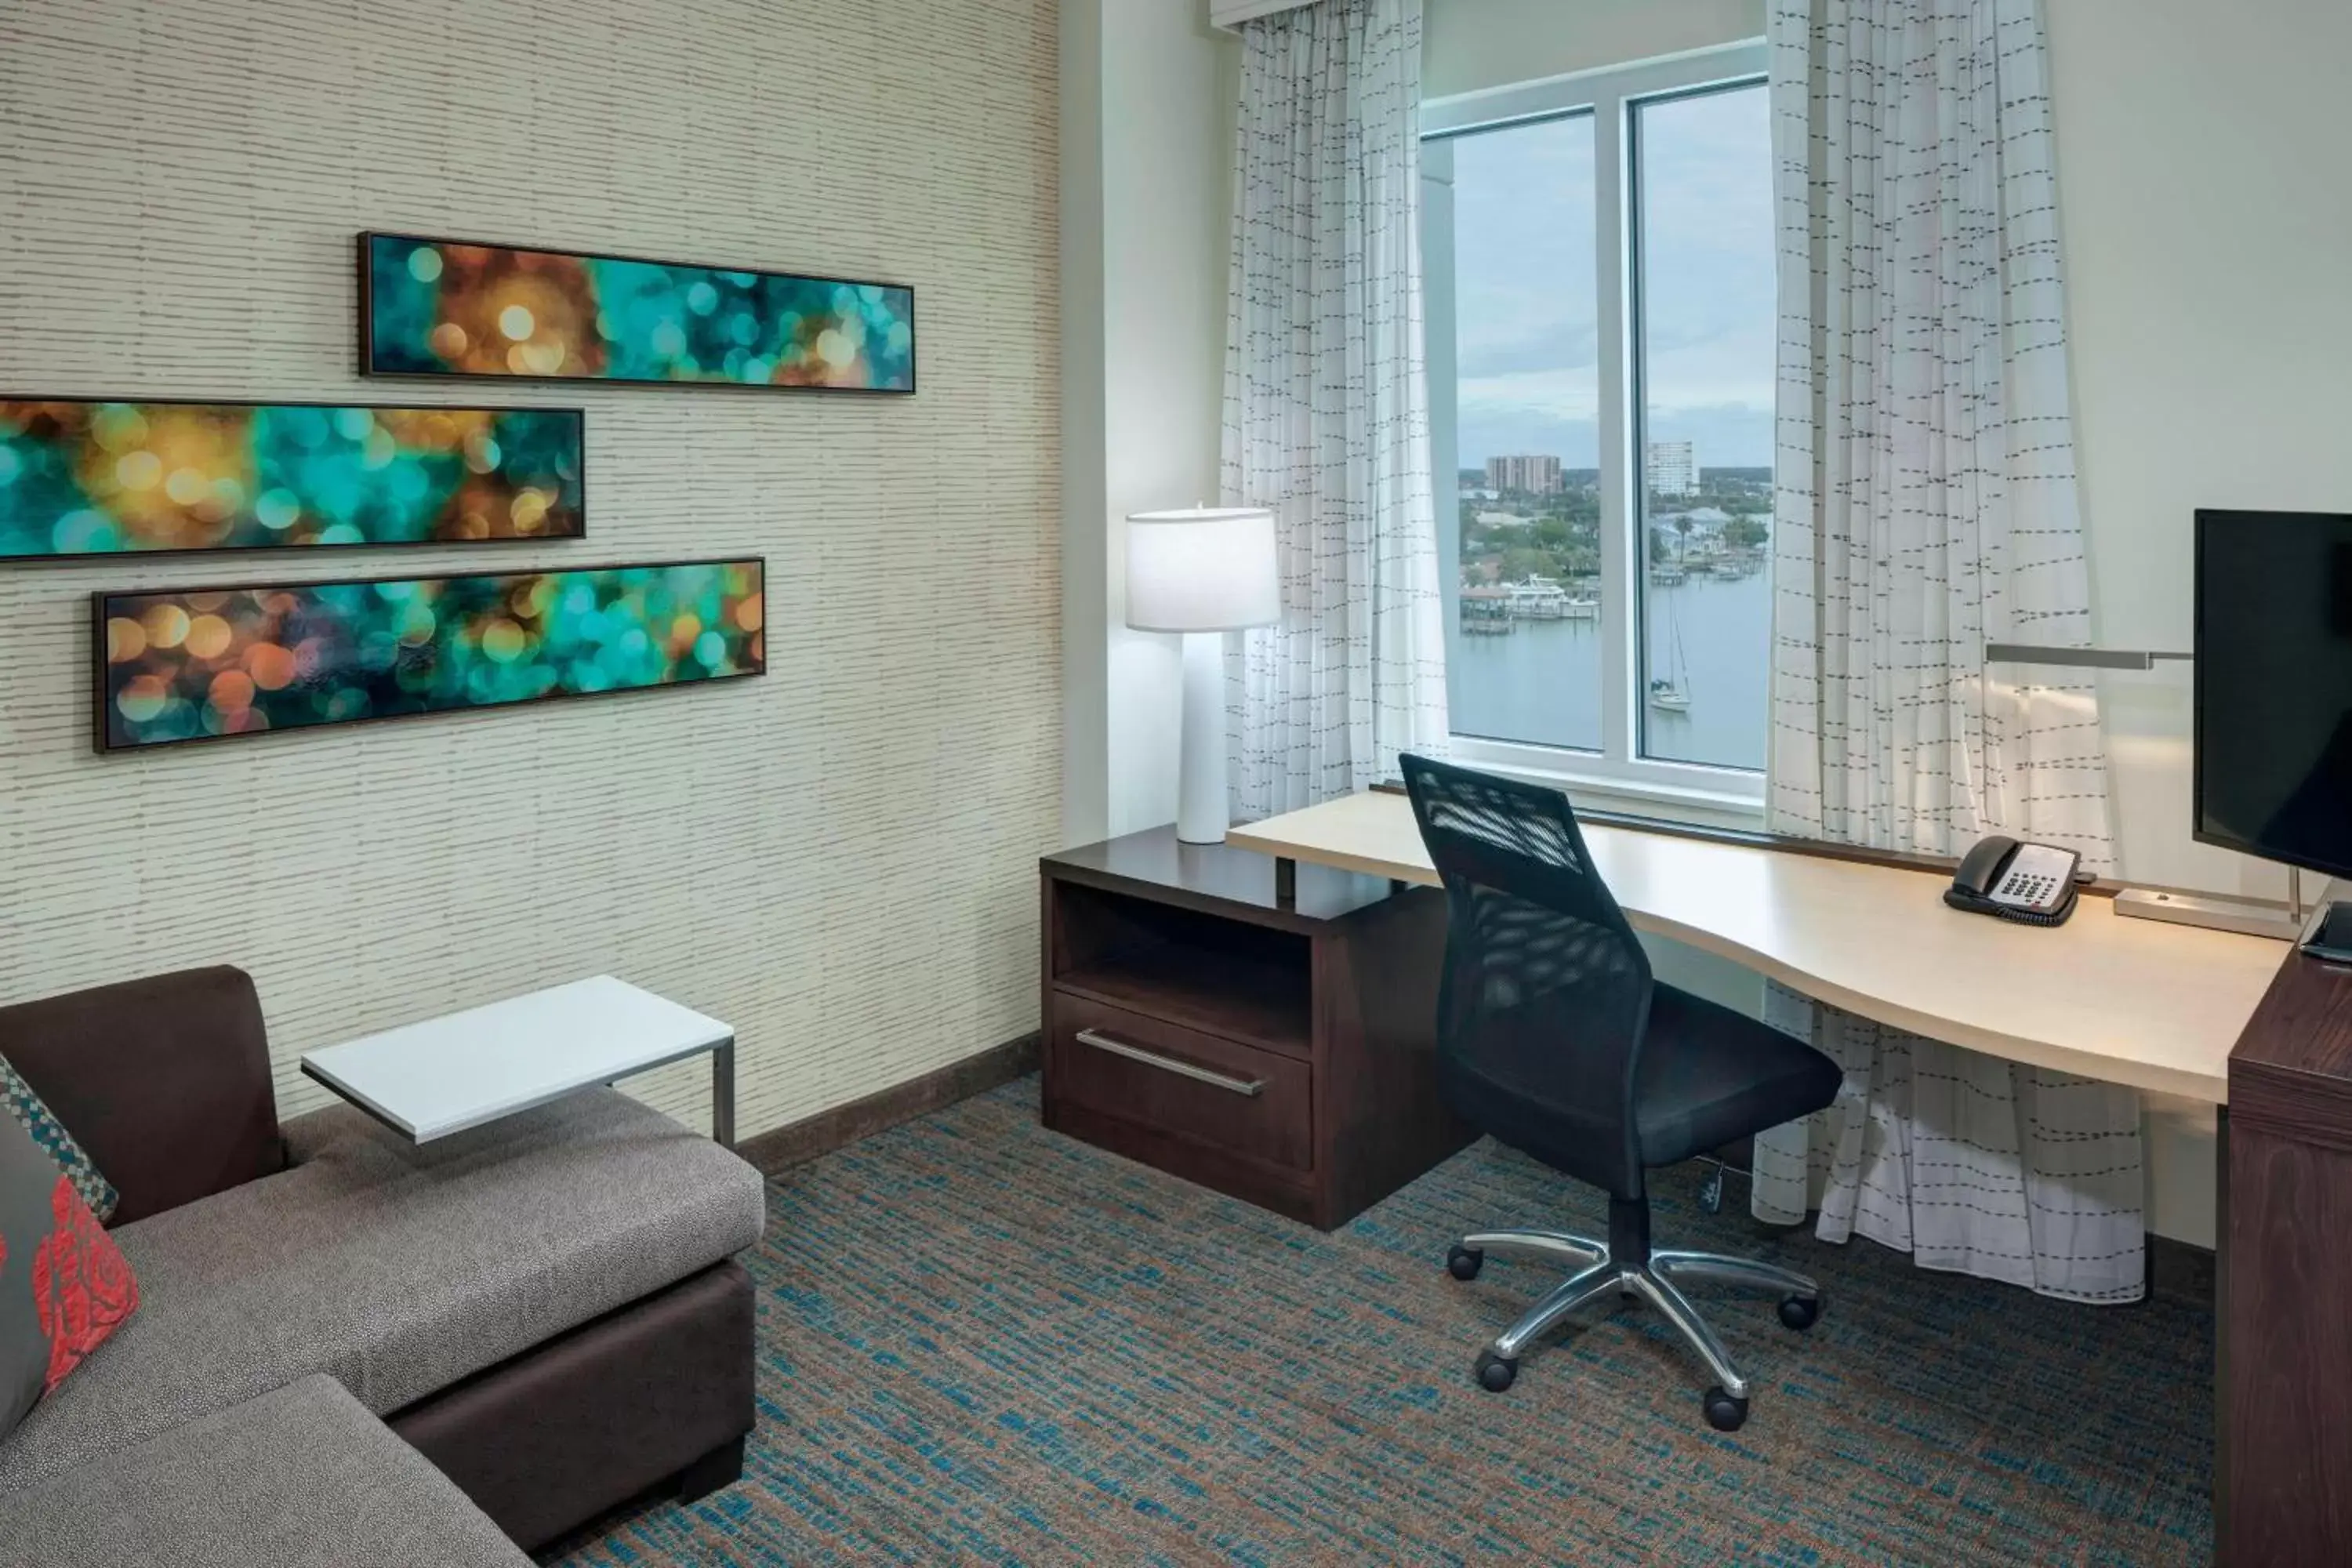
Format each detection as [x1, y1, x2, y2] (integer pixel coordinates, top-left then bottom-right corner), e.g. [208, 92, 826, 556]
[0, 1374, 529, 1567]
[1438, 982, 1840, 1192]
[1634, 985, 1842, 1169]
[0, 1087, 764, 1494]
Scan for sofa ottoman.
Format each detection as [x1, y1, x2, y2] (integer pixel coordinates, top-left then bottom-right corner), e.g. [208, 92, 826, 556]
[0, 1087, 764, 1494]
[0, 1374, 531, 1567]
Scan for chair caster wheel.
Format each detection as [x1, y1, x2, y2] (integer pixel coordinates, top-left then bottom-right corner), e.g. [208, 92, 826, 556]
[1446, 1244, 1484, 1281]
[1474, 1351, 1517, 1392]
[1777, 1294, 1819, 1331]
[1702, 1386, 1749, 1432]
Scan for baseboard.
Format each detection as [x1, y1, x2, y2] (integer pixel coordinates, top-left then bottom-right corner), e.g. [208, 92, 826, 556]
[734, 1033, 1040, 1175]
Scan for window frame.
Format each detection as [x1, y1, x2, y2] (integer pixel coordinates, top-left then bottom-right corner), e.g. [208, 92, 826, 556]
[1421, 42, 1771, 822]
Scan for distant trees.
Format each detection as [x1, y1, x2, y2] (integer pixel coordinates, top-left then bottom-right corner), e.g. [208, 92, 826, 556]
[1457, 465, 1773, 590]
[1458, 485, 1602, 583]
[1722, 516, 1769, 550]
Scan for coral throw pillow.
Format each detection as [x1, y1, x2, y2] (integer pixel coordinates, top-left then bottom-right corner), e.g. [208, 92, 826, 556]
[0, 1102, 137, 1440]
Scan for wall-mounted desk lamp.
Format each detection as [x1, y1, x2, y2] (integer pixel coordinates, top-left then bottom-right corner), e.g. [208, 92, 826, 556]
[1983, 644, 2189, 671]
[1985, 643, 2318, 942]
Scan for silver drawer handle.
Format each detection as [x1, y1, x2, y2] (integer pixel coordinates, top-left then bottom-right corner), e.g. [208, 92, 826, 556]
[1074, 1029, 1265, 1097]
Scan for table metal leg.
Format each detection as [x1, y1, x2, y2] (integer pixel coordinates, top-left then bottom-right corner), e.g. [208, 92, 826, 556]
[712, 1038, 736, 1149]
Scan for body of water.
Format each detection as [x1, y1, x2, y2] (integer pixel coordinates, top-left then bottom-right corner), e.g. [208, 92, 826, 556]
[1447, 571, 1769, 771]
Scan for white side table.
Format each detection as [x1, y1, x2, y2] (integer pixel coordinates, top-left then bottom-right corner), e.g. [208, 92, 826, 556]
[299, 975, 737, 1147]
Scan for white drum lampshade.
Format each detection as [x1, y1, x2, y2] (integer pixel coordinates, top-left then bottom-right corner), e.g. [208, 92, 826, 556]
[1124, 506, 1279, 843]
[1126, 507, 1280, 633]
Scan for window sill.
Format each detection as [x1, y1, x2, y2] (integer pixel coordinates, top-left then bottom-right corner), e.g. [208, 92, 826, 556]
[1439, 735, 1766, 831]
[1556, 773, 1766, 829]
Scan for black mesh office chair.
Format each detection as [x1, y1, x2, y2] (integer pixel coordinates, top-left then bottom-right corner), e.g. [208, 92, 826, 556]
[1401, 754, 1842, 1432]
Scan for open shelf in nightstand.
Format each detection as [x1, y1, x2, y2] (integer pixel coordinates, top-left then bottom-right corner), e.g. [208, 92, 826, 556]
[1041, 826, 1471, 1231]
[1058, 941, 1311, 1058]
[1050, 874, 1312, 1055]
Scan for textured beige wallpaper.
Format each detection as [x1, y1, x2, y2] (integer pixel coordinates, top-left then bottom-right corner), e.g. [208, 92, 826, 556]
[0, 0, 1061, 1138]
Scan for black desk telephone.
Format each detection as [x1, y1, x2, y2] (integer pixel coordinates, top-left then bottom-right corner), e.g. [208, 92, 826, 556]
[1945, 836, 2083, 926]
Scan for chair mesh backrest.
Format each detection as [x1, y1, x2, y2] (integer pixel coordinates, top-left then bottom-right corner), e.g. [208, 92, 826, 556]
[1401, 755, 1652, 1186]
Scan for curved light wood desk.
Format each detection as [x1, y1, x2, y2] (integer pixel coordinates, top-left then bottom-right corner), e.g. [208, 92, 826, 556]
[1227, 790, 2288, 1104]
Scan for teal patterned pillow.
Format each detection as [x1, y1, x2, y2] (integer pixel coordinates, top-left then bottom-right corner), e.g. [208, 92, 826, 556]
[0, 1057, 117, 1225]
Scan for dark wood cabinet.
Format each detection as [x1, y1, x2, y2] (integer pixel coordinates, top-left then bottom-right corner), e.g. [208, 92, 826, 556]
[2222, 948, 2352, 1563]
[1040, 827, 1472, 1229]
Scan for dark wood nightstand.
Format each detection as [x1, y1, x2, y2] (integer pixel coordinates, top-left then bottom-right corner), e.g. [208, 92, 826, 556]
[1040, 826, 1472, 1229]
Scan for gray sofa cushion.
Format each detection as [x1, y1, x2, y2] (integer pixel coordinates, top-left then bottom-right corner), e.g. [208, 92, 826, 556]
[0, 1088, 764, 1494]
[0, 1374, 530, 1566]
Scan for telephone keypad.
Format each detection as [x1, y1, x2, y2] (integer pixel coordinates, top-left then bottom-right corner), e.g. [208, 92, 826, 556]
[1998, 873, 2059, 906]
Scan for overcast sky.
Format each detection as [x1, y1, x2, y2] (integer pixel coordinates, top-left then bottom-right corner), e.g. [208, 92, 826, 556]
[1448, 83, 1774, 471]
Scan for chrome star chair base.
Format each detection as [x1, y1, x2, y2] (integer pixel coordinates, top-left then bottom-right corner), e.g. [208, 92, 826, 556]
[1445, 1196, 1820, 1432]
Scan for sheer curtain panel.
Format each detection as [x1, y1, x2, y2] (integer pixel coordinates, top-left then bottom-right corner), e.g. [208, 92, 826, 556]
[1755, 0, 2142, 1303]
[1221, 0, 1450, 821]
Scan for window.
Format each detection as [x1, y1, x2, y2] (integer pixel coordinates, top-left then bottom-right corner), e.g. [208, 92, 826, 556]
[1422, 46, 1773, 807]
[1432, 113, 1602, 753]
[1632, 84, 1776, 771]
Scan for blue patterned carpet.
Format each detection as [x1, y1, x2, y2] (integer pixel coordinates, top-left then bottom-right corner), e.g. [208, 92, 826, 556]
[549, 1077, 2211, 1566]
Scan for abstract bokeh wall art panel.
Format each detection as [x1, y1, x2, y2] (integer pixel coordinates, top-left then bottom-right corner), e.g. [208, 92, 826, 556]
[0, 399, 583, 560]
[96, 559, 764, 751]
[362, 234, 916, 393]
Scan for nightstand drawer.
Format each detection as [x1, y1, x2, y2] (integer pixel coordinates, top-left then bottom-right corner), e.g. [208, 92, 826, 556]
[1048, 994, 1312, 1173]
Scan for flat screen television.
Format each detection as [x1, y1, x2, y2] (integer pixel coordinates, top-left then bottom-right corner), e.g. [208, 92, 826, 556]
[2194, 509, 2352, 882]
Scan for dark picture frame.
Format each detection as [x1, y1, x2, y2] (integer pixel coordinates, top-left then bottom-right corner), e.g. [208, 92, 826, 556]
[0, 396, 586, 563]
[358, 232, 917, 395]
[94, 556, 765, 753]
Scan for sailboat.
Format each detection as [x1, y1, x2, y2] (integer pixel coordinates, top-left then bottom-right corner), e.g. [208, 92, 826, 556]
[1649, 557, 1691, 713]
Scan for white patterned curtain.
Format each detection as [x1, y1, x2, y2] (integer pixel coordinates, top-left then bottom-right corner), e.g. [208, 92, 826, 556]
[1221, 0, 1450, 820]
[1755, 0, 2143, 1303]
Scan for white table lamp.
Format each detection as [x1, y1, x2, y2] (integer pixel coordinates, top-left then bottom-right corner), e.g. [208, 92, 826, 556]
[1126, 506, 1279, 843]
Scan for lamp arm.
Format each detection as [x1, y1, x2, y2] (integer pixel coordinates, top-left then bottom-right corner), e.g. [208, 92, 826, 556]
[1983, 644, 2191, 671]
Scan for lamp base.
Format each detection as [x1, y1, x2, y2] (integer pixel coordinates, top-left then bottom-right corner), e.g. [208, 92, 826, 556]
[1175, 631, 1229, 844]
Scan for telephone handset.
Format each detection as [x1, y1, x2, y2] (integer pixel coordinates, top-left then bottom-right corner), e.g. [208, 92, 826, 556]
[1945, 836, 2083, 927]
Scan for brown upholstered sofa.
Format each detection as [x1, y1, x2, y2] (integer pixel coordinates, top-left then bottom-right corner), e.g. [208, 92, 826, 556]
[0, 966, 767, 1561]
